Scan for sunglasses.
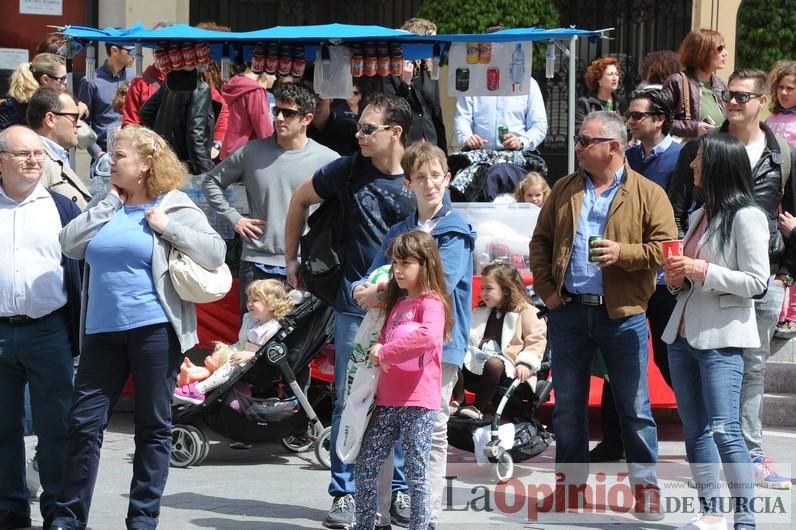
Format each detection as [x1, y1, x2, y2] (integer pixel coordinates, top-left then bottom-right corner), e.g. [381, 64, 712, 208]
[46, 73, 68, 83]
[356, 123, 392, 136]
[573, 134, 614, 147]
[720, 90, 763, 104]
[273, 107, 303, 119]
[52, 111, 80, 125]
[624, 110, 658, 121]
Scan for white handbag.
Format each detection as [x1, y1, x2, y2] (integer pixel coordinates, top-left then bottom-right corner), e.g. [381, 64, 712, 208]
[161, 191, 232, 304]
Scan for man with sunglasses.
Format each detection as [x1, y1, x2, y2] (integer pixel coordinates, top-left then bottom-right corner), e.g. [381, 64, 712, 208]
[668, 69, 796, 490]
[285, 94, 416, 529]
[201, 83, 338, 316]
[26, 88, 91, 209]
[77, 42, 134, 161]
[531, 111, 676, 521]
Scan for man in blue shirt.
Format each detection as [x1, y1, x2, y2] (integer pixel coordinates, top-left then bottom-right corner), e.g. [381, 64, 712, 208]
[591, 89, 682, 463]
[78, 43, 134, 160]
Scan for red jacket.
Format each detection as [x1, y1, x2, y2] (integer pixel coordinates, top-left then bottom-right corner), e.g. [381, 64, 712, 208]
[210, 86, 229, 144]
[220, 74, 273, 159]
[122, 65, 164, 126]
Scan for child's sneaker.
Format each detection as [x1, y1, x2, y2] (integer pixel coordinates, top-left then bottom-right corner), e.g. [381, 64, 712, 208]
[174, 383, 205, 405]
[753, 455, 792, 489]
[774, 320, 796, 340]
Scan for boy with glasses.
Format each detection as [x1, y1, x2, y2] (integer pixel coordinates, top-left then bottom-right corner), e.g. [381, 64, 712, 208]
[284, 94, 417, 529]
[77, 42, 135, 161]
[669, 69, 796, 490]
[201, 83, 338, 316]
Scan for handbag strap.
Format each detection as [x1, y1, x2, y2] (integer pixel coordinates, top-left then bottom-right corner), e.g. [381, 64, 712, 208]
[681, 72, 692, 121]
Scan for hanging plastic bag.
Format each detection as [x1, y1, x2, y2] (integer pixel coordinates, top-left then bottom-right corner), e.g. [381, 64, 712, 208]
[313, 45, 353, 100]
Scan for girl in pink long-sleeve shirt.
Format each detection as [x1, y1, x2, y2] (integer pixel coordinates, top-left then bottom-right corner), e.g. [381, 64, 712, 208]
[354, 230, 452, 530]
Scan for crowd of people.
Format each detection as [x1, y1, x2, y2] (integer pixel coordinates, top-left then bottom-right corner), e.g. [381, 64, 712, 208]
[0, 18, 794, 530]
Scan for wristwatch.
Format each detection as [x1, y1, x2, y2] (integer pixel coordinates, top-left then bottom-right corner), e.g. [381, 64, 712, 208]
[212, 141, 222, 151]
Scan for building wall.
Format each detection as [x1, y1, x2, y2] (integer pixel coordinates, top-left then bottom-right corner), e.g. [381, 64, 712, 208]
[692, 0, 742, 80]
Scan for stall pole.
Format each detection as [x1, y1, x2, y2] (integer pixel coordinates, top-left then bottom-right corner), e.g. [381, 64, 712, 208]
[567, 36, 576, 174]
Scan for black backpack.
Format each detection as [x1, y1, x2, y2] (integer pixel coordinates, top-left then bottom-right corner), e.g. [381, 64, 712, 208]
[299, 155, 358, 306]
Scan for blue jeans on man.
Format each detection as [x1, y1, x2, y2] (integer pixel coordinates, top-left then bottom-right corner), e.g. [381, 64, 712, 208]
[0, 311, 73, 525]
[548, 301, 658, 487]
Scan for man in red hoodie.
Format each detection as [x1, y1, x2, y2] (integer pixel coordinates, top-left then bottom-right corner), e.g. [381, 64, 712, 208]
[220, 66, 274, 159]
[121, 62, 164, 127]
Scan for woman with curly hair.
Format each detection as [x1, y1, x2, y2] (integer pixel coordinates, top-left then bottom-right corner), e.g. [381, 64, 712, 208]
[51, 125, 226, 530]
[663, 28, 728, 139]
[575, 56, 627, 132]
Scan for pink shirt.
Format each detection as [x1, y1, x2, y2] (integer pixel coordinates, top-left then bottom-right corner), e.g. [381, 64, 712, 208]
[376, 294, 445, 410]
[767, 112, 796, 148]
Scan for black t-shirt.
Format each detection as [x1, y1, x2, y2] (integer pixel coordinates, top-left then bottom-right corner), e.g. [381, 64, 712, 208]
[308, 112, 358, 156]
[312, 155, 415, 312]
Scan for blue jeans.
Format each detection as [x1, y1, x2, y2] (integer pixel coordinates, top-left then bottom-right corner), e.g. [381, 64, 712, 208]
[0, 311, 73, 522]
[51, 323, 181, 530]
[668, 337, 755, 529]
[548, 302, 658, 486]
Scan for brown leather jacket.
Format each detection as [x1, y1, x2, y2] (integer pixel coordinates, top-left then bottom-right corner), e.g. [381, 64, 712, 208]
[663, 70, 726, 139]
[530, 162, 677, 318]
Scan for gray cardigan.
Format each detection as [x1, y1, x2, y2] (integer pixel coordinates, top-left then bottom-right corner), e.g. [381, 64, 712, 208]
[59, 190, 227, 353]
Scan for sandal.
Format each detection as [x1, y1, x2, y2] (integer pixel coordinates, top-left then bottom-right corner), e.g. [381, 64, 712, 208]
[449, 400, 461, 414]
[457, 405, 483, 420]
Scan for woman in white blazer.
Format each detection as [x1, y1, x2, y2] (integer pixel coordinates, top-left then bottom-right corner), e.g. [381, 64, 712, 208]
[663, 133, 768, 530]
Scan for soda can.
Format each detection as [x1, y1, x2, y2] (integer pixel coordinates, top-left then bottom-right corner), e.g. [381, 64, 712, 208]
[363, 46, 377, 77]
[290, 46, 306, 77]
[251, 44, 265, 74]
[455, 68, 469, 92]
[466, 42, 479, 64]
[194, 42, 211, 66]
[498, 125, 509, 143]
[588, 235, 603, 262]
[265, 43, 279, 75]
[486, 66, 500, 91]
[168, 45, 184, 71]
[182, 43, 197, 70]
[478, 42, 492, 64]
[154, 47, 172, 75]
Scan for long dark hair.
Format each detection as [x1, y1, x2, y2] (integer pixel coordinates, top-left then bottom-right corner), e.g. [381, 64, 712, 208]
[699, 133, 757, 249]
[381, 230, 453, 341]
[480, 261, 532, 312]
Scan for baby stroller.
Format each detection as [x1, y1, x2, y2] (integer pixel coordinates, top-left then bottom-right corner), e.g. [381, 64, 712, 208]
[169, 291, 335, 469]
[447, 305, 553, 482]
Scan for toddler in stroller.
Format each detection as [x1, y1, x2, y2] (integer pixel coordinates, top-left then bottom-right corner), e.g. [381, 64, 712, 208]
[169, 287, 335, 468]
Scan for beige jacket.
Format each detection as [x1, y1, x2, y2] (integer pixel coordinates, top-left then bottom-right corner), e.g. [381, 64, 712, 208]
[41, 141, 91, 209]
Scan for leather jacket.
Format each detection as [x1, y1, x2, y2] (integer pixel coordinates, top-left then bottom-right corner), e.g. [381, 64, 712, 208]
[574, 92, 627, 132]
[662, 70, 726, 139]
[140, 81, 214, 174]
[667, 121, 796, 274]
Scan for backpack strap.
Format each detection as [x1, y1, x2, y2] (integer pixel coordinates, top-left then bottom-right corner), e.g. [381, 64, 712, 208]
[142, 70, 161, 91]
[681, 72, 692, 121]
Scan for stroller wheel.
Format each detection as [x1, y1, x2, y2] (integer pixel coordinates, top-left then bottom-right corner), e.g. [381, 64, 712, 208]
[281, 426, 314, 453]
[314, 426, 332, 469]
[184, 424, 210, 466]
[494, 452, 514, 483]
[170, 424, 204, 468]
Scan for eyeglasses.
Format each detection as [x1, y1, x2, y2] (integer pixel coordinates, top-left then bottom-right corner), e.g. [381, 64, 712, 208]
[119, 46, 135, 54]
[410, 174, 447, 185]
[624, 110, 657, 121]
[573, 134, 614, 147]
[52, 111, 80, 125]
[721, 90, 763, 104]
[357, 123, 392, 136]
[1, 150, 46, 162]
[273, 107, 303, 119]
[716, 45, 726, 53]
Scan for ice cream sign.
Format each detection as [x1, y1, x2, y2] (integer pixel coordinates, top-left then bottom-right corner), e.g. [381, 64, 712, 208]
[447, 42, 533, 96]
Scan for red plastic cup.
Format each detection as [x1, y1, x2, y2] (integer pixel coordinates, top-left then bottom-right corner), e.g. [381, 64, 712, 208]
[662, 240, 683, 258]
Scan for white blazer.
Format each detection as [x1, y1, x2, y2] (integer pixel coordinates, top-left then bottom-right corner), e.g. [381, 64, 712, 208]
[662, 206, 769, 350]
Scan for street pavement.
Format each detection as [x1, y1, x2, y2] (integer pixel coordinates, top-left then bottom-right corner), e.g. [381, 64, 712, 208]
[23, 413, 796, 530]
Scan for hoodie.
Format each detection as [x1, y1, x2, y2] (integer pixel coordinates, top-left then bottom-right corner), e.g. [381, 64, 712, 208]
[354, 205, 477, 367]
[123, 64, 165, 126]
[220, 74, 273, 159]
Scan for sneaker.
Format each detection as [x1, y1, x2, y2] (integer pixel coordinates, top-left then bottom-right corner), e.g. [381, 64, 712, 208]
[25, 455, 42, 501]
[457, 405, 483, 420]
[589, 441, 625, 462]
[774, 320, 796, 340]
[633, 485, 664, 522]
[390, 490, 410, 527]
[173, 383, 205, 405]
[675, 515, 727, 529]
[753, 455, 792, 489]
[323, 494, 355, 529]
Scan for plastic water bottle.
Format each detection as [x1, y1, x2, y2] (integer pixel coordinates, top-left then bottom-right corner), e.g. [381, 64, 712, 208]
[89, 153, 111, 197]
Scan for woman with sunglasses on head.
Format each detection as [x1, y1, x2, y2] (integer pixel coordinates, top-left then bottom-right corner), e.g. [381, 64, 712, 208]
[663, 133, 768, 530]
[663, 29, 728, 140]
[0, 53, 85, 131]
[575, 56, 627, 133]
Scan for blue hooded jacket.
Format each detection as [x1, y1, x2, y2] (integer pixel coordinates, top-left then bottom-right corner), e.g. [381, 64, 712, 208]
[354, 206, 476, 367]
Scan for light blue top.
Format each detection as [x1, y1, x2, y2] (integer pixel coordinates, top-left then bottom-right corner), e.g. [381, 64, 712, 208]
[564, 167, 624, 296]
[84, 198, 168, 333]
[40, 135, 69, 165]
